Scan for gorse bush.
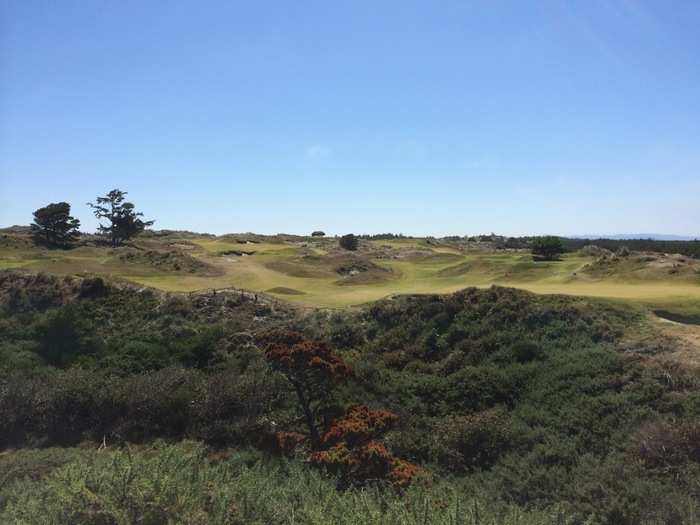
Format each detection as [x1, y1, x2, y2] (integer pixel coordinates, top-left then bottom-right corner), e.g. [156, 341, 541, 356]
[264, 330, 353, 447]
[310, 404, 418, 488]
[0, 442, 582, 525]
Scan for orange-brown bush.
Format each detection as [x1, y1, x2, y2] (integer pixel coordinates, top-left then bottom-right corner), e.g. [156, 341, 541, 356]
[310, 404, 418, 488]
[264, 330, 352, 446]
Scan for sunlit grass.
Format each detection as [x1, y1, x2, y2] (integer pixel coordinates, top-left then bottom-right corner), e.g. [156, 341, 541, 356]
[3, 235, 700, 307]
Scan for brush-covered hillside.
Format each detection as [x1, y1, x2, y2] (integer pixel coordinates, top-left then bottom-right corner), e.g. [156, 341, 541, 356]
[1, 269, 699, 524]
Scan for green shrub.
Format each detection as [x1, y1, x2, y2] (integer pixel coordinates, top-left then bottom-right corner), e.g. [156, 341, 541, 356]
[433, 408, 513, 472]
[339, 234, 358, 251]
[0, 442, 582, 525]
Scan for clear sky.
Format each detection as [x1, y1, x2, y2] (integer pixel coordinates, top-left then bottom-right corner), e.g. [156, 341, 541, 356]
[1, 1, 699, 237]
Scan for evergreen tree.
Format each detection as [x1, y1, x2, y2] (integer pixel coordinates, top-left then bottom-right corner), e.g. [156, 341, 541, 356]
[87, 189, 154, 247]
[30, 202, 81, 248]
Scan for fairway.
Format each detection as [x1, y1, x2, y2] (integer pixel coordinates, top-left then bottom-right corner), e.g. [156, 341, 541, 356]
[4, 232, 700, 308]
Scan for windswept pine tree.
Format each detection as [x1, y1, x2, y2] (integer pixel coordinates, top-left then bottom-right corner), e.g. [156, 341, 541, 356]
[87, 189, 154, 247]
[30, 202, 81, 248]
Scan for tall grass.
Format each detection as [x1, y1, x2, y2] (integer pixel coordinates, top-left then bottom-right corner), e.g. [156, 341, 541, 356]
[0, 441, 575, 525]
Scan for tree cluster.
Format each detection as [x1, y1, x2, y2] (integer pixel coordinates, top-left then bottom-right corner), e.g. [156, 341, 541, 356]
[531, 236, 564, 261]
[30, 188, 153, 249]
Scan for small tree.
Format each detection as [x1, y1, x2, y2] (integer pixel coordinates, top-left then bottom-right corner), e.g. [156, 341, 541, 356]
[87, 189, 154, 247]
[531, 236, 564, 261]
[264, 331, 352, 447]
[311, 231, 325, 237]
[30, 202, 81, 248]
[339, 233, 358, 251]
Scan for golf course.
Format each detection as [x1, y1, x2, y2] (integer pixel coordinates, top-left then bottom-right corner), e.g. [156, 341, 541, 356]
[3, 228, 700, 309]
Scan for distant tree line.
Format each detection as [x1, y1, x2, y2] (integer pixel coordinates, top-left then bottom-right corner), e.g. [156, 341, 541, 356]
[500, 236, 700, 259]
[357, 233, 411, 240]
[30, 188, 153, 249]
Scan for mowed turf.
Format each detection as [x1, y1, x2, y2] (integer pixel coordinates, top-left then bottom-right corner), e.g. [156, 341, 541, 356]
[2, 234, 700, 307]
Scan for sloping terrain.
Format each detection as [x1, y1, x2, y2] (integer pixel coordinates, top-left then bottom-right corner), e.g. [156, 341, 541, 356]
[1, 230, 699, 306]
[580, 252, 700, 281]
[1, 273, 699, 522]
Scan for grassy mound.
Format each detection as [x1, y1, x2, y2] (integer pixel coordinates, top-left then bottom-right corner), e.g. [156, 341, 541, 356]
[114, 248, 221, 275]
[266, 286, 306, 295]
[581, 252, 700, 281]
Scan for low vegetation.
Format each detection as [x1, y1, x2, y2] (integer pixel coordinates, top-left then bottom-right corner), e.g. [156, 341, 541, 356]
[2, 227, 700, 307]
[1, 269, 699, 523]
[2, 209, 700, 523]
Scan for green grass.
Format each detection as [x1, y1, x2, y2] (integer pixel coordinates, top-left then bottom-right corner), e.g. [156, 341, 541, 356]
[3, 234, 700, 307]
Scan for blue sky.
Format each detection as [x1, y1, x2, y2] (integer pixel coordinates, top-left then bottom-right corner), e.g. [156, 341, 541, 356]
[1, 1, 699, 236]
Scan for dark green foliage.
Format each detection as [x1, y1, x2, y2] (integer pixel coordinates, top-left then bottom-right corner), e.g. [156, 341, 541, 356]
[311, 230, 325, 237]
[30, 202, 80, 248]
[339, 233, 358, 251]
[2, 271, 699, 522]
[0, 442, 573, 524]
[34, 305, 100, 367]
[358, 233, 409, 240]
[0, 365, 281, 448]
[433, 408, 513, 472]
[508, 236, 700, 259]
[87, 189, 154, 246]
[531, 236, 565, 260]
[511, 341, 545, 363]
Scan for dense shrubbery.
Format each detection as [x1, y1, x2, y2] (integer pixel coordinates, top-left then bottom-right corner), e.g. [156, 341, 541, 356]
[0, 364, 283, 449]
[2, 271, 700, 522]
[0, 442, 574, 525]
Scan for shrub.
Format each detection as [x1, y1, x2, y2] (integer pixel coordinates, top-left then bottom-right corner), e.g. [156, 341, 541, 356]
[511, 341, 545, 363]
[34, 306, 99, 367]
[634, 421, 700, 470]
[433, 408, 513, 472]
[310, 404, 417, 488]
[339, 234, 358, 251]
[531, 236, 564, 261]
[0, 442, 580, 525]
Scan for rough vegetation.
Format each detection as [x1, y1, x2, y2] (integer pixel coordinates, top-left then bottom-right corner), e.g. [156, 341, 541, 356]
[2, 228, 700, 306]
[2, 268, 700, 523]
[115, 247, 221, 275]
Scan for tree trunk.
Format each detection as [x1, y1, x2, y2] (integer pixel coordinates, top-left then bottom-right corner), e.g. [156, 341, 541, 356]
[293, 383, 320, 448]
